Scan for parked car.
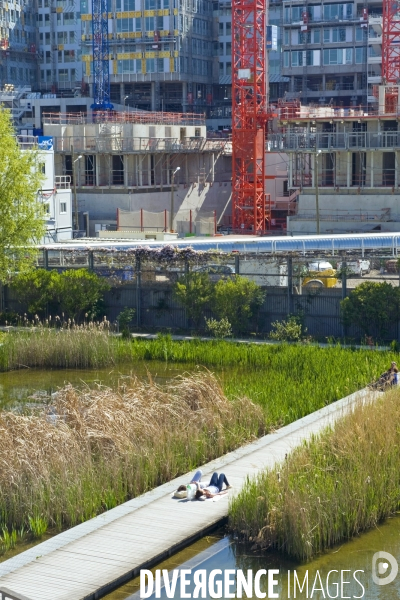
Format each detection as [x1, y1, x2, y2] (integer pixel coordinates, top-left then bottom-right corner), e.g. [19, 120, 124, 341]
[195, 264, 235, 281]
[303, 261, 338, 289]
[336, 259, 370, 277]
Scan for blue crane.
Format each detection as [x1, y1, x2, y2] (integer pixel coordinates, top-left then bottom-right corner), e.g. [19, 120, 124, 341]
[91, 0, 113, 111]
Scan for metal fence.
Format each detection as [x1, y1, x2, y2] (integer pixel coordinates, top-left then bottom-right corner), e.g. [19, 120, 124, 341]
[3, 253, 400, 341]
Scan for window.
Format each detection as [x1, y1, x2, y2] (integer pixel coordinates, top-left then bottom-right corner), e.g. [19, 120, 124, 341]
[291, 50, 303, 66]
[355, 46, 364, 63]
[60, 201, 67, 214]
[284, 29, 289, 45]
[313, 29, 320, 43]
[356, 27, 366, 42]
[145, 16, 154, 30]
[299, 31, 311, 44]
[146, 58, 155, 72]
[332, 27, 345, 42]
[226, 21, 231, 34]
[324, 28, 330, 43]
[323, 3, 352, 20]
[283, 50, 289, 67]
[323, 47, 352, 65]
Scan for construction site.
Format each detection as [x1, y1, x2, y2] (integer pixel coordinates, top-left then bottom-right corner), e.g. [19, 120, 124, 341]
[0, 0, 400, 238]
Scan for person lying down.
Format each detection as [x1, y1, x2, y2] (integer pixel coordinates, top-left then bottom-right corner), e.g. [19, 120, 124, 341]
[173, 470, 232, 499]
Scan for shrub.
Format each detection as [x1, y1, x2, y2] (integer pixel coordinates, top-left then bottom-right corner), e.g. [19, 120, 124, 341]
[269, 314, 307, 342]
[172, 272, 214, 329]
[117, 307, 136, 339]
[10, 269, 111, 322]
[11, 269, 59, 315]
[57, 269, 110, 321]
[341, 281, 400, 339]
[212, 276, 265, 334]
[205, 317, 232, 339]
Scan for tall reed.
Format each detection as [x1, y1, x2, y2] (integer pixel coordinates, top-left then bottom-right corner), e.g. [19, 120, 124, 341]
[0, 371, 264, 532]
[0, 332, 394, 430]
[0, 325, 119, 370]
[229, 387, 400, 561]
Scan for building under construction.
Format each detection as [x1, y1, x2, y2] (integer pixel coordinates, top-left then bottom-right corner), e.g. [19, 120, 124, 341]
[42, 109, 233, 235]
[268, 85, 400, 234]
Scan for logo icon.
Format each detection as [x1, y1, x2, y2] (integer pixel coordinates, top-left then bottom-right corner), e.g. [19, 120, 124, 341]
[372, 551, 398, 585]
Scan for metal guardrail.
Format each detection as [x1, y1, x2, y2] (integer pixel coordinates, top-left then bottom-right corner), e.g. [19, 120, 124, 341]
[268, 132, 400, 152]
[42, 111, 205, 126]
[53, 136, 225, 154]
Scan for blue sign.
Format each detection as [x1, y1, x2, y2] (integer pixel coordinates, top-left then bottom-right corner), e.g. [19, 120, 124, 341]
[38, 136, 53, 150]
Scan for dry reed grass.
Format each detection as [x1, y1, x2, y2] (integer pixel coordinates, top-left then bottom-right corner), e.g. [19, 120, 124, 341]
[0, 371, 264, 532]
[229, 387, 400, 561]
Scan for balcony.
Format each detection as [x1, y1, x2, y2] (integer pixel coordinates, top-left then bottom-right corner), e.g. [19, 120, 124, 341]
[268, 131, 400, 152]
[367, 75, 382, 84]
[367, 54, 382, 64]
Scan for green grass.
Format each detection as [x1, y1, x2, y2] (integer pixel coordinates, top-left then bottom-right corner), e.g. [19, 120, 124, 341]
[0, 332, 396, 431]
[229, 387, 400, 561]
[123, 336, 396, 429]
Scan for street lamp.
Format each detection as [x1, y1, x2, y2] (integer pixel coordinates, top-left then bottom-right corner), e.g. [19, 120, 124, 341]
[315, 150, 321, 235]
[124, 94, 129, 112]
[72, 153, 83, 231]
[170, 166, 180, 232]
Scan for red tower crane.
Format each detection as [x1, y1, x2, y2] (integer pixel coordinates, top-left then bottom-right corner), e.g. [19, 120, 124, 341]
[382, 0, 400, 84]
[231, 0, 270, 234]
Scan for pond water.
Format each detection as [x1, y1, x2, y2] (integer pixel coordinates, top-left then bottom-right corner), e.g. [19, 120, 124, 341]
[1, 364, 399, 598]
[103, 516, 400, 600]
[0, 361, 195, 409]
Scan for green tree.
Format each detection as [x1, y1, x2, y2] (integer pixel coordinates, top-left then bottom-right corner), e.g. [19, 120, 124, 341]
[341, 281, 400, 339]
[57, 269, 110, 320]
[172, 272, 214, 329]
[0, 108, 45, 281]
[212, 276, 265, 334]
[11, 269, 59, 315]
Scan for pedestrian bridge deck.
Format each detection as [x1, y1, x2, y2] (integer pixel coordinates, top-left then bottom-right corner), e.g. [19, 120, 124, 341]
[0, 388, 375, 600]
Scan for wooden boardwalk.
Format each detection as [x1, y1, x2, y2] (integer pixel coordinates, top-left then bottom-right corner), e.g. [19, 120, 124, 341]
[0, 388, 375, 600]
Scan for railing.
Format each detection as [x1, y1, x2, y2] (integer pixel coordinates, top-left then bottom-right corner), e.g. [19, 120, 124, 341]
[55, 175, 71, 189]
[268, 131, 400, 152]
[274, 104, 400, 120]
[17, 135, 37, 149]
[52, 136, 226, 153]
[42, 111, 206, 126]
[290, 209, 398, 222]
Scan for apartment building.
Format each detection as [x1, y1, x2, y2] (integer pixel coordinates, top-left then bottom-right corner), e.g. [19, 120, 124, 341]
[79, 0, 214, 113]
[0, 0, 37, 88]
[37, 0, 82, 92]
[281, 0, 383, 107]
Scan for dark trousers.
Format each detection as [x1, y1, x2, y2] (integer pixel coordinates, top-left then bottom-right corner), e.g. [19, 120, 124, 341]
[208, 472, 229, 492]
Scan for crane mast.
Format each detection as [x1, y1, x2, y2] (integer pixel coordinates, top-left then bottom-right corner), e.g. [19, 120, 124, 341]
[91, 0, 113, 111]
[231, 0, 270, 234]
